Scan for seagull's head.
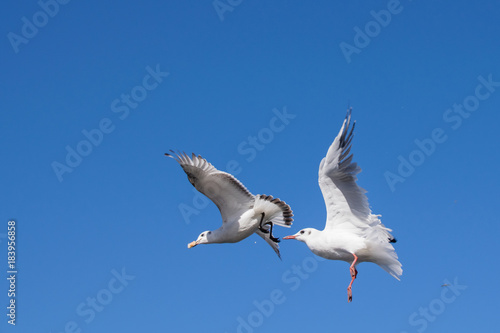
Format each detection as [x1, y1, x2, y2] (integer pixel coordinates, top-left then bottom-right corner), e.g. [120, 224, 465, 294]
[283, 228, 316, 242]
[187, 230, 212, 248]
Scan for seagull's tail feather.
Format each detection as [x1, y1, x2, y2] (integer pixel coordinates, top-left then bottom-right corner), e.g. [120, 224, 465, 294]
[252, 195, 292, 259]
[361, 214, 402, 280]
[374, 244, 402, 280]
[253, 194, 293, 227]
[379, 260, 403, 281]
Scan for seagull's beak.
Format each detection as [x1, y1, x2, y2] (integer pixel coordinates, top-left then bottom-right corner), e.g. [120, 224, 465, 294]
[283, 235, 297, 240]
[187, 240, 198, 248]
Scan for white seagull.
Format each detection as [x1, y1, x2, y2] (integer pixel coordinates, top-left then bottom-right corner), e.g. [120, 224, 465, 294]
[166, 151, 293, 258]
[283, 109, 402, 302]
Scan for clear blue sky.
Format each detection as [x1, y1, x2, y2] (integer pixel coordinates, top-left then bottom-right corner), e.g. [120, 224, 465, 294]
[1, 1, 499, 332]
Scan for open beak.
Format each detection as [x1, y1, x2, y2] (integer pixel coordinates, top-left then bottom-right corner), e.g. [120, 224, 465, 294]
[283, 235, 297, 240]
[187, 241, 198, 248]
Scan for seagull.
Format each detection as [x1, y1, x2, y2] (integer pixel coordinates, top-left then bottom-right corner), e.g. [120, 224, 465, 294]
[283, 109, 402, 302]
[166, 151, 293, 258]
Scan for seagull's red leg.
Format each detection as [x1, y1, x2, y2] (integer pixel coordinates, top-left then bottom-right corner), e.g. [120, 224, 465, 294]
[347, 253, 358, 303]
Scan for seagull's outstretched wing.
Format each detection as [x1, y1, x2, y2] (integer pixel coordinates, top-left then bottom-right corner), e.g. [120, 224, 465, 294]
[166, 151, 254, 223]
[318, 109, 372, 230]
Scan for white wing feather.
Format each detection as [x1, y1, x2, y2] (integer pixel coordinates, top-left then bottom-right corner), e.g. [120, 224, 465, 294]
[318, 110, 372, 231]
[166, 151, 254, 223]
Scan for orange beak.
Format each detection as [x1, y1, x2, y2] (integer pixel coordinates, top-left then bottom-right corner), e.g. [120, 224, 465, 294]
[187, 241, 198, 248]
[283, 235, 297, 240]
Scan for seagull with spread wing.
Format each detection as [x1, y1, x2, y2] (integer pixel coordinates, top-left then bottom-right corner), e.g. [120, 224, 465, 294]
[166, 151, 293, 258]
[283, 109, 402, 302]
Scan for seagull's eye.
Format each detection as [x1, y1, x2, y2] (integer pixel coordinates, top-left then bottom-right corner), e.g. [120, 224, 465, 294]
[300, 230, 305, 234]
[201, 233, 205, 237]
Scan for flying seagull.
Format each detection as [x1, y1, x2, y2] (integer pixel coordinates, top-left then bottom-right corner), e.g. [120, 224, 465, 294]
[166, 151, 293, 258]
[283, 109, 402, 302]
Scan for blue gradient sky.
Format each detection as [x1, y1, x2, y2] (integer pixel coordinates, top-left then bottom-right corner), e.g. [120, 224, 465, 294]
[1, 1, 500, 332]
